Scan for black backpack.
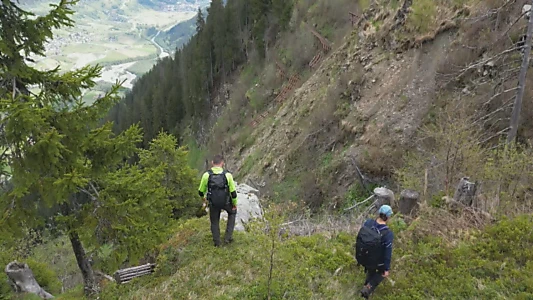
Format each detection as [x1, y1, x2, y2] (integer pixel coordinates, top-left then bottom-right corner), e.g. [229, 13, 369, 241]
[354, 222, 388, 269]
[207, 170, 230, 209]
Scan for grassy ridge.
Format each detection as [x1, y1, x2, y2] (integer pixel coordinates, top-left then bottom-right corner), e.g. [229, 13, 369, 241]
[88, 211, 533, 300]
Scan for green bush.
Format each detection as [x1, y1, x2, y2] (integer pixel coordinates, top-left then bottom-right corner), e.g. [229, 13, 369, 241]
[376, 215, 533, 299]
[26, 259, 62, 295]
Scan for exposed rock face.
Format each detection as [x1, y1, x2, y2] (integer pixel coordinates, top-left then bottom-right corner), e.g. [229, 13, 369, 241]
[221, 183, 263, 231]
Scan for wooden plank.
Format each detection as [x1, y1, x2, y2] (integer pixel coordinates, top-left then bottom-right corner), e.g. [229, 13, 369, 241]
[119, 270, 154, 281]
[115, 264, 155, 275]
[116, 263, 155, 273]
[116, 268, 154, 277]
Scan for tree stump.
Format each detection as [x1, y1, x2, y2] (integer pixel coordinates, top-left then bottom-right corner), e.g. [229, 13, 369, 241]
[453, 177, 477, 206]
[373, 187, 395, 207]
[5, 261, 54, 299]
[399, 189, 420, 216]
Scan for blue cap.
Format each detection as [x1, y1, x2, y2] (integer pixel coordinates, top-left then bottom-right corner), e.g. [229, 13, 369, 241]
[378, 205, 393, 217]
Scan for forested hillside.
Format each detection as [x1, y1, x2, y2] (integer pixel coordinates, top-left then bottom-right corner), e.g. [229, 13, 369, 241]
[107, 0, 314, 148]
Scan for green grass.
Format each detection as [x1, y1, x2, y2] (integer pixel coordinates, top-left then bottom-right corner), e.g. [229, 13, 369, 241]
[358, 0, 371, 10]
[185, 138, 207, 171]
[321, 152, 333, 167]
[126, 59, 156, 76]
[239, 150, 261, 178]
[63, 43, 101, 54]
[406, 0, 438, 34]
[5, 211, 533, 299]
[82, 90, 103, 105]
[99, 217, 358, 299]
[95, 213, 533, 299]
[93, 51, 129, 64]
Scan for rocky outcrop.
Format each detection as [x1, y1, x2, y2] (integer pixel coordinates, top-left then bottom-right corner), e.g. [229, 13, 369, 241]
[221, 183, 263, 231]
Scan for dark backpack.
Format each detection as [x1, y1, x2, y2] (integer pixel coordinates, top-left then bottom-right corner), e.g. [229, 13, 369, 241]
[354, 222, 388, 269]
[207, 170, 230, 209]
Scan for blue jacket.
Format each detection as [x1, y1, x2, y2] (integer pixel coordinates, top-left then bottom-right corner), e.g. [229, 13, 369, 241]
[363, 219, 394, 271]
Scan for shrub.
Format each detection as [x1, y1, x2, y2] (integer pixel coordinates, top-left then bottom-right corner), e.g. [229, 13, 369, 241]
[25, 259, 62, 295]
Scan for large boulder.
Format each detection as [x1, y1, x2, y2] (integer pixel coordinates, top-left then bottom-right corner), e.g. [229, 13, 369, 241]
[221, 183, 263, 231]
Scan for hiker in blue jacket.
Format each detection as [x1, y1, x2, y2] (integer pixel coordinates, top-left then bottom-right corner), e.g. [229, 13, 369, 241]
[358, 205, 394, 299]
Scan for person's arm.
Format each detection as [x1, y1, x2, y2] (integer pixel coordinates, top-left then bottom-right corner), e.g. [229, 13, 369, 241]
[226, 172, 238, 206]
[198, 172, 209, 198]
[383, 231, 394, 271]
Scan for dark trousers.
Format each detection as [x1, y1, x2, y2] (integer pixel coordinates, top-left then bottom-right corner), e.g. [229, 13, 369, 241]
[364, 268, 385, 293]
[209, 202, 237, 246]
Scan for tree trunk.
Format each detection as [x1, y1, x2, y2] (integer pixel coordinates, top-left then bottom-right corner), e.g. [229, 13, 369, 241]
[507, 1, 533, 143]
[69, 231, 98, 296]
[5, 261, 54, 299]
[399, 189, 420, 216]
[373, 187, 395, 207]
[453, 177, 477, 206]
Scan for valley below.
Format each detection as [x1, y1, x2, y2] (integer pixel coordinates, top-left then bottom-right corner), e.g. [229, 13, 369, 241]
[22, 0, 208, 102]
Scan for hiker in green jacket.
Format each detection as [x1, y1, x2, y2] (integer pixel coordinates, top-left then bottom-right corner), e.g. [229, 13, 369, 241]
[198, 155, 238, 247]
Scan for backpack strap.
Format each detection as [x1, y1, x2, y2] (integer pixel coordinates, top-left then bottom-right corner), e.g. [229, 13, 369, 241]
[370, 222, 389, 238]
[217, 170, 228, 185]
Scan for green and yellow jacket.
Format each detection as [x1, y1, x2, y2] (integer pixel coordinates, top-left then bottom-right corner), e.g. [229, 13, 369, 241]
[198, 167, 238, 206]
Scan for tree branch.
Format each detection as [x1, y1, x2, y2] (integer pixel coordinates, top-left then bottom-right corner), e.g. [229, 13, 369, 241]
[94, 270, 115, 283]
[89, 182, 100, 198]
[456, 47, 521, 79]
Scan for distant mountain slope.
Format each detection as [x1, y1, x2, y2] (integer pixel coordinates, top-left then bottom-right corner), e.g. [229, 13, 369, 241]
[155, 13, 196, 51]
[138, 0, 210, 11]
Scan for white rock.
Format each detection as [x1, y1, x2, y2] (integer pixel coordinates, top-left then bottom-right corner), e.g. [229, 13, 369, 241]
[221, 183, 263, 231]
[523, 5, 531, 18]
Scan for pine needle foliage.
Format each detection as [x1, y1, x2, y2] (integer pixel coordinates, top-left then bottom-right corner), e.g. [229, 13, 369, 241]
[0, 0, 196, 294]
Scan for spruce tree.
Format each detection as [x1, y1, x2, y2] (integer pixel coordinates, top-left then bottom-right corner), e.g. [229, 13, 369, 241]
[195, 7, 205, 33]
[0, 0, 185, 295]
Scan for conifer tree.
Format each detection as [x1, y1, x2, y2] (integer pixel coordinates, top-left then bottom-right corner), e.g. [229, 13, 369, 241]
[196, 7, 205, 33]
[0, 0, 189, 295]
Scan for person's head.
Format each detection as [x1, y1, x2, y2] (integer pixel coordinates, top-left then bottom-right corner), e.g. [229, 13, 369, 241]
[212, 154, 225, 167]
[378, 205, 393, 222]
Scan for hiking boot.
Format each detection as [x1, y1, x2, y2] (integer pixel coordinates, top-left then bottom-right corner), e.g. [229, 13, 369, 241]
[224, 238, 234, 245]
[360, 285, 371, 299]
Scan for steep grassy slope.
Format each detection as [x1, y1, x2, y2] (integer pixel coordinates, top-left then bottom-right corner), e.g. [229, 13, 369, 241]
[206, 0, 533, 212]
[87, 209, 533, 299]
